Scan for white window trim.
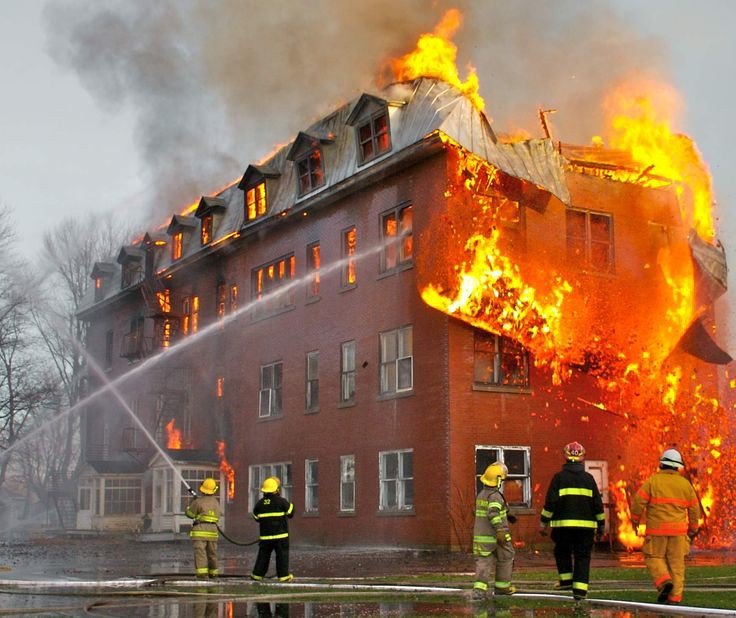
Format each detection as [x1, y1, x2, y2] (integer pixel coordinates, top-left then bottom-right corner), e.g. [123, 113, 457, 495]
[378, 449, 414, 512]
[475, 444, 532, 508]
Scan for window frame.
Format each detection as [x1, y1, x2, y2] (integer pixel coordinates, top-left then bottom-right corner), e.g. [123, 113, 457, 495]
[259, 361, 283, 418]
[103, 477, 142, 516]
[200, 214, 213, 245]
[246, 182, 267, 221]
[566, 207, 614, 274]
[248, 462, 292, 511]
[380, 325, 413, 395]
[340, 341, 356, 405]
[296, 148, 325, 196]
[306, 241, 321, 298]
[305, 350, 319, 412]
[380, 204, 413, 273]
[340, 455, 356, 513]
[475, 445, 532, 508]
[356, 109, 392, 163]
[473, 330, 530, 390]
[172, 231, 183, 261]
[379, 449, 414, 512]
[252, 254, 296, 318]
[341, 226, 357, 288]
[304, 459, 319, 514]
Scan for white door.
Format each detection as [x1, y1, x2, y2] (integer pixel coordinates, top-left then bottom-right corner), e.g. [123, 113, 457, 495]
[585, 460, 609, 534]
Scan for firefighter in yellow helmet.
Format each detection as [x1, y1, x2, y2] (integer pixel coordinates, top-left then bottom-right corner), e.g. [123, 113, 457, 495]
[251, 476, 295, 582]
[540, 442, 605, 601]
[472, 462, 516, 601]
[185, 477, 222, 579]
[630, 448, 700, 605]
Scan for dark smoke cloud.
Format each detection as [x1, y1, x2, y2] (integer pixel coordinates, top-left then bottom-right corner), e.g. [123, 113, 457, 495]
[43, 0, 668, 222]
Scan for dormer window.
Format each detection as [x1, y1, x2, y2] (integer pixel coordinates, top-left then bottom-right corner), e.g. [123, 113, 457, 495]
[172, 231, 183, 260]
[357, 111, 391, 163]
[201, 215, 213, 245]
[346, 94, 393, 165]
[246, 183, 266, 221]
[116, 248, 145, 289]
[91, 262, 116, 302]
[296, 149, 324, 195]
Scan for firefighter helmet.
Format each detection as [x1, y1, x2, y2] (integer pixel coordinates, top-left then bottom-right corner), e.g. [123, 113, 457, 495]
[480, 463, 507, 487]
[660, 448, 684, 469]
[199, 478, 219, 495]
[261, 476, 281, 493]
[563, 441, 586, 462]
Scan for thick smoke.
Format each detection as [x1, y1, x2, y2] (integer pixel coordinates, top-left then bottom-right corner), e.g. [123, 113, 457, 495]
[43, 0, 668, 222]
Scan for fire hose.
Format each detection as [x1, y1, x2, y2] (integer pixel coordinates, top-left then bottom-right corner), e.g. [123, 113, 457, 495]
[185, 483, 259, 546]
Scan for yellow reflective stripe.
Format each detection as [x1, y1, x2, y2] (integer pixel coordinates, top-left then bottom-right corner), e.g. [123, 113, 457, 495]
[476, 499, 489, 507]
[260, 532, 289, 540]
[198, 516, 218, 523]
[559, 573, 573, 580]
[573, 582, 589, 591]
[495, 581, 512, 589]
[490, 516, 502, 525]
[473, 535, 496, 544]
[474, 582, 488, 591]
[559, 488, 593, 497]
[475, 510, 487, 517]
[541, 509, 553, 518]
[488, 502, 504, 510]
[550, 520, 597, 528]
[287, 503, 294, 515]
[195, 567, 209, 575]
[258, 511, 287, 517]
[190, 530, 219, 539]
[596, 513, 606, 521]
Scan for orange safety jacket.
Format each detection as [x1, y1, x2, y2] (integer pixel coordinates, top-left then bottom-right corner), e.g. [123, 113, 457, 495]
[630, 469, 700, 536]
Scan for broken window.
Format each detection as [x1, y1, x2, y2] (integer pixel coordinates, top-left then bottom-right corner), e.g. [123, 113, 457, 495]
[380, 326, 413, 395]
[306, 351, 319, 412]
[306, 242, 321, 298]
[172, 231, 183, 261]
[381, 204, 413, 272]
[296, 148, 325, 195]
[248, 462, 291, 511]
[475, 445, 531, 508]
[341, 226, 357, 287]
[252, 254, 296, 318]
[340, 341, 356, 404]
[473, 330, 530, 389]
[304, 459, 319, 513]
[379, 449, 413, 511]
[259, 361, 283, 418]
[340, 455, 355, 512]
[566, 208, 614, 273]
[200, 214, 213, 245]
[246, 182, 267, 221]
[357, 110, 391, 163]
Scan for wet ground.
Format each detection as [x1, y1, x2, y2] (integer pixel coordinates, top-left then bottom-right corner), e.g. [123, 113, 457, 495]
[0, 535, 734, 617]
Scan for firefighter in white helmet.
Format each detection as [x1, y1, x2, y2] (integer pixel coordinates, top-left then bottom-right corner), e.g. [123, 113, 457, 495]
[630, 448, 700, 605]
[472, 462, 516, 601]
[185, 477, 221, 579]
[540, 442, 605, 601]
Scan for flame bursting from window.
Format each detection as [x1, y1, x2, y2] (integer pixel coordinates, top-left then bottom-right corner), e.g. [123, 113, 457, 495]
[216, 441, 236, 500]
[165, 419, 182, 449]
[391, 9, 485, 112]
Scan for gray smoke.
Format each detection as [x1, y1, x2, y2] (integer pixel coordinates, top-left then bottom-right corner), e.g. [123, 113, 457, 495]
[43, 0, 667, 222]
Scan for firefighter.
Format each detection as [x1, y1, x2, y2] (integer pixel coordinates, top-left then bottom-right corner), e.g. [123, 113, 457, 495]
[472, 462, 516, 601]
[630, 448, 700, 605]
[540, 442, 605, 601]
[251, 476, 295, 582]
[185, 477, 221, 579]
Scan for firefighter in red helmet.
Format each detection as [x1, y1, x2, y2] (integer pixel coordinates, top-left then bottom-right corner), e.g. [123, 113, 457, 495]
[540, 442, 605, 601]
[471, 462, 516, 601]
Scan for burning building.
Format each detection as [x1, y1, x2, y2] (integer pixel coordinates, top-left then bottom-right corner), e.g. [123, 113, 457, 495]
[75, 57, 731, 545]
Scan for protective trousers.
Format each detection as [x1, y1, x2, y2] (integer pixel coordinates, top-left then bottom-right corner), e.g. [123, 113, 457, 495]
[192, 539, 219, 578]
[642, 535, 690, 602]
[252, 538, 290, 579]
[473, 542, 515, 594]
[551, 527, 594, 598]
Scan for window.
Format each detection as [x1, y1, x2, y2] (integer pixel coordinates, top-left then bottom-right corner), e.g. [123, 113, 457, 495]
[259, 362, 283, 418]
[306, 242, 321, 297]
[94, 277, 104, 301]
[379, 449, 413, 511]
[103, 478, 142, 515]
[306, 351, 319, 412]
[340, 455, 355, 512]
[381, 205, 413, 272]
[357, 110, 391, 163]
[296, 149, 325, 195]
[249, 462, 291, 511]
[246, 182, 267, 221]
[229, 284, 238, 314]
[380, 326, 413, 395]
[160, 319, 173, 349]
[566, 209, 613, 273]
[121, 261, 143, 288]
[305, 459, 319, 513]
[253, 254, 296, 317]
[216, 376, 225, 398]
[201, 214, 213, 245]
[340, 341, 356, 404]
[157, 289, 172, 313]
[475, 446, 531, 508]
[216, 283, 226, 321]
[180, 469, 219, 513]
[473, 330, 530, 389]
[182, 297, 191, 335]
[104, 330, 114, 370]
[191, 296, 199, 333]
[172, 231, 183, 260]
[341, 226, 357, 287]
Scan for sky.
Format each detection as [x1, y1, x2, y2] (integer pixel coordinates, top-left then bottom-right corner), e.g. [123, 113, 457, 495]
[1, 0, 734, 355]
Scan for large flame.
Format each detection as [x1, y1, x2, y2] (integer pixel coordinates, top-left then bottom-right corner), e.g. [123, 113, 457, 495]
[390, 9, 485, 112]
[216, 440, 236, 500]
[165, 418, 182, 449]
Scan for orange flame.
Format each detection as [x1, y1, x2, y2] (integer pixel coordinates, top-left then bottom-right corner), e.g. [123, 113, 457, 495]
[165, 419, 182, 449]
[611, 480, 645, 550]
[216, 440, 236, 500]
[391, 9, 485, 112]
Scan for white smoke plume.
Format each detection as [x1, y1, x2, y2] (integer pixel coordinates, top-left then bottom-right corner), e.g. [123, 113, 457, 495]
[43, 0, 668, 221]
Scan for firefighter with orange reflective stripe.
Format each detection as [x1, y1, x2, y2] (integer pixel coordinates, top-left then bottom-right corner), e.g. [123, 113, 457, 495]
[540, 442, 605, 601]
[471, 463, 516, 601]
[251, 476, 295, 582]
[185, 477, 222, 579]
[630, 448, 700, 606]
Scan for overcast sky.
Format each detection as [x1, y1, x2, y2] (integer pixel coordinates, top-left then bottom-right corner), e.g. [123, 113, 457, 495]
[1, 0, 734, 354]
